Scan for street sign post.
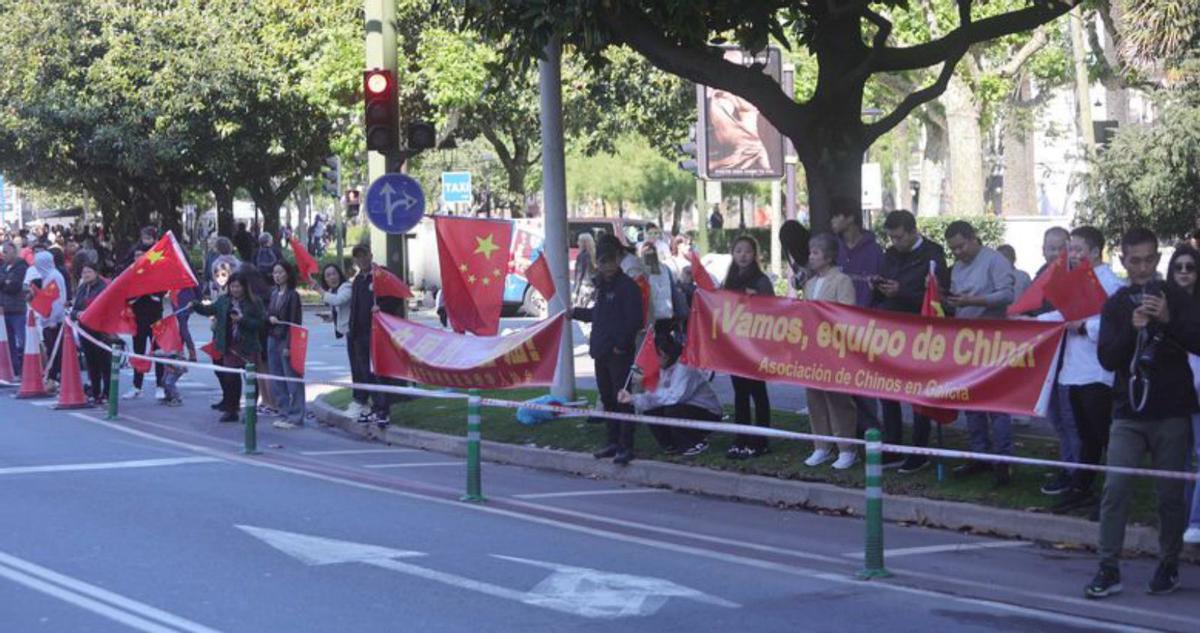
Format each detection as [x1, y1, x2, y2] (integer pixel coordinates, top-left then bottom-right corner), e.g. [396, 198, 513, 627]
[441, 171, 472, 205]
[365, 173, 425, 234]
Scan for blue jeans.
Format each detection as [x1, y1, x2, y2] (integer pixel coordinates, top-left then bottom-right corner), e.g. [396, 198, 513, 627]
[1188, 414, 1200, 528]
[4, 311, 24, 375]
[161, 367, 183, 401]
[267, 336, 305, 423]
[1047, 383, 1081, 471]
[966, 411, 1013, 455]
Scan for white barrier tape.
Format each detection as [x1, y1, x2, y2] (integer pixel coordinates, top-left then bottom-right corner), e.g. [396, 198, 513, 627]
[66, 319, 1200, 483]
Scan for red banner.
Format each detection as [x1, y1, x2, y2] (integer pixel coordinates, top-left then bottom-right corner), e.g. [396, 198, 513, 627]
[685, 289, 1065, 417]
[371, 311, 565, 389]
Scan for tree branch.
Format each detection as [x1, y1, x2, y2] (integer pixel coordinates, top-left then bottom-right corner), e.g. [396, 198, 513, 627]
[998, 27, 1049, 78]
[839, 7, 894, 92]
[874, 1, 1081, 73]
[865, 50, 966, 146]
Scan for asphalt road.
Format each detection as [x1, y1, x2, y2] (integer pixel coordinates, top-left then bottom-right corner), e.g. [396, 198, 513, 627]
[0, 315, 1194, 632]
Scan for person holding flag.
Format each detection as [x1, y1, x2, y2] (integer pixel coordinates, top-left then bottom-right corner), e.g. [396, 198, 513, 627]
[71, 260, 111, 404]
[191, 273, 265, 423]
[346, 245, 404, 424]
[266, 261, 305, 429]
[618, 332, 720, 458]
[25, 250, 67, 388]
[871, 210, 951, 473]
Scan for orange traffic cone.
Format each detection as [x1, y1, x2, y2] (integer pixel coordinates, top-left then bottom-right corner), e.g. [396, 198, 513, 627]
[0, 309, 14, 384]
[16, 311, 47, 399]
[54, 322, 90, 409]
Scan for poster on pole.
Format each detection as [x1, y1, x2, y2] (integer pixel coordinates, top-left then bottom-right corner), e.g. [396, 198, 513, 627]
[700, 47, 786, 181]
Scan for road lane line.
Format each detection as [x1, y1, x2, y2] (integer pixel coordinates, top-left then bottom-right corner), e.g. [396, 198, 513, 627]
[65, 412, 1188, 633]
[514, 489, 671, 500]
[0, 457, 220, 476]
[842, 541, 1032, 559]
[300, 449, 420, 456]
[362, 461, 461, 469]
[0, 551, 223, 633]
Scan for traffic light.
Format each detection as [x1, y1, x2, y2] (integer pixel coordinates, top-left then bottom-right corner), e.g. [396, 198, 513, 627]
[345, 189, 361, 218]
[407, 121, 436, 151]
[363, 68, 397, 153]
[678, 124, 700, 176]
[321, 157, 340, 198]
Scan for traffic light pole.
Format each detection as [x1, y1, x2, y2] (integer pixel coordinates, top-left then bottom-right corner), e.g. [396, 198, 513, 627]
[539, 36, 575, 401]
[364, 0, 406, 317]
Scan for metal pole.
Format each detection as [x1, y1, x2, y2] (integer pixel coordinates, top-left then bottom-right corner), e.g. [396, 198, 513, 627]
[106, 341, 123, 420]
[770, 180, 782, 276]
[782, 65, 798, 221]
[243, 363, 260, 455]
[462, 390, 485, 503]
[858, 428, 891, 579]
[694, 178, 708, 254]
[365, 0, 405, 316]
[539, 36, 575, 400]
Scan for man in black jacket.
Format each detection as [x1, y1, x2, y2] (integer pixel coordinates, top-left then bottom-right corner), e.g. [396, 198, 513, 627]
[0, 241, 28, 375]
[572, 244, 644, 465]
[871, 211, 951, 472]
[1085, 228, 1200, 600]
[346, 245, 404, 423]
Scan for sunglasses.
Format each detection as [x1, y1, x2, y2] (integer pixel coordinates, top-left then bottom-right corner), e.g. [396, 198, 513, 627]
[1174, 262, 1196, 273]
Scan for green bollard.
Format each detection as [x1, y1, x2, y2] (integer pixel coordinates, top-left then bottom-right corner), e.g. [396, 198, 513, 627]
[242, 363, 260, 455]
[106, 342, 123, 421]
[858, 428, 891, 579]
[461, 390, 485, 503]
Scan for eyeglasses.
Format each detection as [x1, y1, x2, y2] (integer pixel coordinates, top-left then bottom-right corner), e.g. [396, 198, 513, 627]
[1174, 262, 1196, 273]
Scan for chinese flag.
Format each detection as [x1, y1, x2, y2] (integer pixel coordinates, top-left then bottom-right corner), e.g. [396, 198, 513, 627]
[200, 340, 222, 362]
[1007, 251, 1064, 317]
[289, 237, 319, 286]
[130, 356, 152, 374]
[1044, 258, 1109, 321]
[30, 280, 60, 318]
[914, 264, 958, 425]
[525, 253, 556, 302]
[686, 250, 716, 291]
[372, 264, 413, 300]
[635, 276, 651, 327]
[150, 315, 183, 354]
[634, 333, 661, 391]
[288, 325, 308, 376]
[435, 216, 513, 336]
[80, 232, 198, 334]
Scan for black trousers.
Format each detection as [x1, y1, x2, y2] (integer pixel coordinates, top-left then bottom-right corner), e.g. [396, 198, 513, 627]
[881, 399, 932, 447]
[131, 325, 163, 389]
[216, 360, 243, 413]
[646, 404, 717, 450]
[41, 324, 62, 382]
[1068, 383, 1113, 493]
[730, 376, 770, 451]
[348, 333, 396, 416]
[593, 352, 635, 450]
[81, 336, 111, 400]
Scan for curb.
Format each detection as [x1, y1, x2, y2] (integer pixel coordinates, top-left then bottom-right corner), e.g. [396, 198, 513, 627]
[311, 396, 1188, 560]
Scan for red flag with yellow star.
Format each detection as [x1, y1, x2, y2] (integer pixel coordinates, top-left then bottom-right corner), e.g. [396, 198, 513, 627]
[80, 232, 199, 334]
[435, 216, 513, 336]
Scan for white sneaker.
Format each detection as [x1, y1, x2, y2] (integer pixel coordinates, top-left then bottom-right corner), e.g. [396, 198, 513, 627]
[804, 448, 834, 467]
[832, 451, 858, 470]
[122, 388, 142, 400]
[154, 387, 166, 400]
[272, 420, 297, 430]
[344, 401, 364, 418]
[1184, 526, 1200, 545]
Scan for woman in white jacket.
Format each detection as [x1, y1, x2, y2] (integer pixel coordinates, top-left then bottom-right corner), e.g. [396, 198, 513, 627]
[319, 263, 352, 338]
[25, 250, 67, 386]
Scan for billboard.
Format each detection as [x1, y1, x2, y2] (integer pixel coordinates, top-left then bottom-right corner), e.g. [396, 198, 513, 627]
[700, 47, 786, 181]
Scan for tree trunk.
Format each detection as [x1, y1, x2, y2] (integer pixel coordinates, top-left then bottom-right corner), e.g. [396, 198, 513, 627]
[891, 119, 912, 211]
[1001, 79, 1037, 217]
[213, 187, 235, 238]
[802, 146, 864, 232]
[941, 74, 985, 215]
[918, 120, 946, 217]
[671, 199, 684, 236]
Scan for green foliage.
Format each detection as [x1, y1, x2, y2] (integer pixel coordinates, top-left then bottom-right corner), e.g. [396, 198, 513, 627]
[1081, 91, 1200, 245]
[565, 135, 693, 221]
[707, 227, 773, 262]
[871, 214, 1006, 248]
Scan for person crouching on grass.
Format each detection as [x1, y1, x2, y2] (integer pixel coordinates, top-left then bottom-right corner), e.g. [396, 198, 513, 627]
[572, 244, 643, 466]
[618, 333, 720, 458]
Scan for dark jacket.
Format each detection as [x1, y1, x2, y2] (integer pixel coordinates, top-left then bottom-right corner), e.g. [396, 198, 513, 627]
[872, 237, 950, 314]
[723, 266, 774, 296]
[193, 294, 265, 359]
[232, 230, 255, 261]
[130, 293, 164, 331]
[72, 279, 108, 315]
[573, 271, 643, 359]
[347, 269, 403, 341]
[267, 286, 302, 339]
[1098, 283, 1200, 420]
[0, 259, 28, 314]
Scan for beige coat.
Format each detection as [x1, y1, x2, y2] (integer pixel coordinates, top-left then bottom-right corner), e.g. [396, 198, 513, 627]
[803, 268, 856, 305]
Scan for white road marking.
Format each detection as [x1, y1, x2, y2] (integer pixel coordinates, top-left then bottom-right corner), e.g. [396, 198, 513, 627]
[300, 448, 420, 456]
[842, 541, 1032, 559]
[0, 550, 223, 633]
[0, 456, 219, 476]
[67, 412, 1185, 633]
[29, 400, 56, 407]
[362, 461, 461, 469]
[513, 489, 671, 500]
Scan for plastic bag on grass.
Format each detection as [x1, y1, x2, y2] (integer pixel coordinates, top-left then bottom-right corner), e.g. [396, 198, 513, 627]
[516, 395, 566, 427]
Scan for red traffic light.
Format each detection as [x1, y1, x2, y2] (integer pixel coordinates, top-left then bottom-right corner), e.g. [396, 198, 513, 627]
[363, 69, 397, 153]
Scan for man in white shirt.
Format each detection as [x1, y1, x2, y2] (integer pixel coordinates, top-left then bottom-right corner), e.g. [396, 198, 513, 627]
[1037, 226, 1125, 512]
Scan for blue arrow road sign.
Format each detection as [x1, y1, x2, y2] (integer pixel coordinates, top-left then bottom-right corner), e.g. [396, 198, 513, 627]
[365, 173, 425, 234]
[441, 171, 472, 204]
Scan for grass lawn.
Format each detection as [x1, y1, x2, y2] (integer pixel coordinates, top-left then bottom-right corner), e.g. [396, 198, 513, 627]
[323, 387, 1159, 526]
